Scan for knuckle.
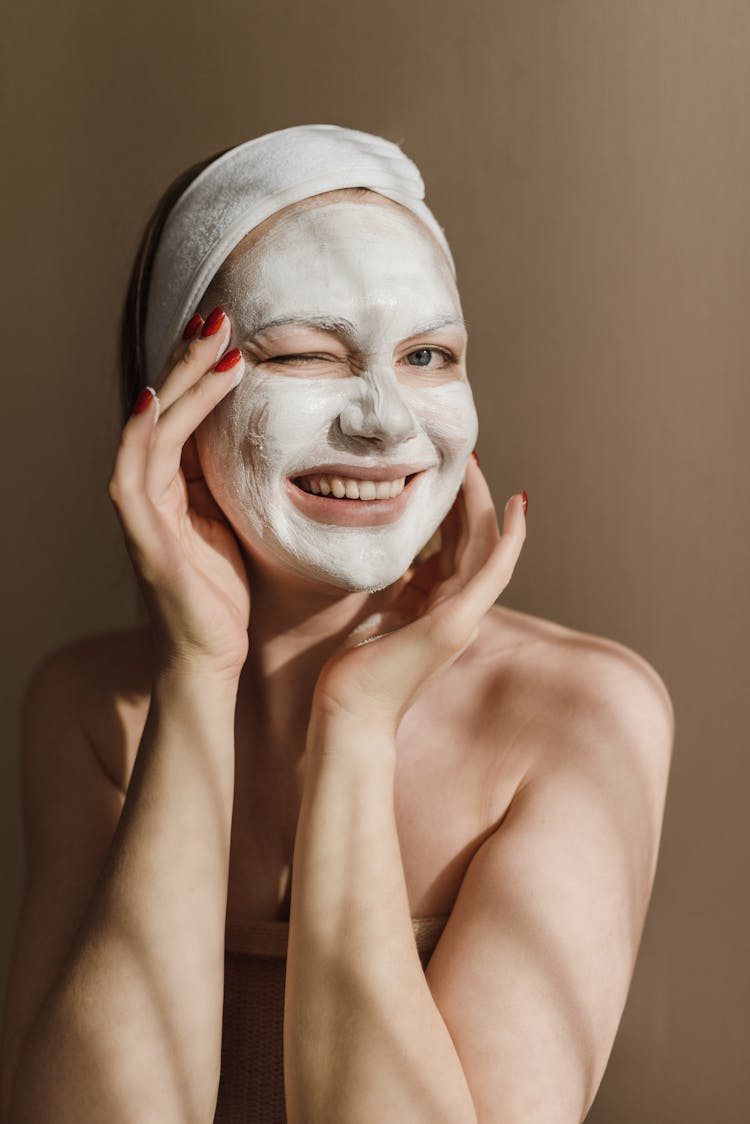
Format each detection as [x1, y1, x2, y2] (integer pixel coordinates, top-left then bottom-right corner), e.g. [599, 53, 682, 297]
[186, 369, 224, 406]
[425, 605, 464, 653]
[160, 341, 197, 384]
[107, 476, 128, 507]
[108, 472, 140, 508]
[164, 336, 219, 388]
[169, 349, 193, 379]
[182, 334, 215, 369]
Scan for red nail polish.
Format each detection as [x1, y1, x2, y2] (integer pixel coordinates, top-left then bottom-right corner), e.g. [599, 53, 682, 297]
[214, 347, 242, 373]
[182, 312, 203, 341]
[471, 450, 480, 466]
[521, 490, 528, 515]
[133, 387, 155, 415]
[201, 306, 226, 337]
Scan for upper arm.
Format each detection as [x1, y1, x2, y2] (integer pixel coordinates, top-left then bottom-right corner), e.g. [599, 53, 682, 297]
[0, 646, 126, 1119]
[424, 643, 674, 1124]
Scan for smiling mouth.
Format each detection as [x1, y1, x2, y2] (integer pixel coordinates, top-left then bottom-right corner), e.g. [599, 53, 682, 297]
[291, 471, 419, 502]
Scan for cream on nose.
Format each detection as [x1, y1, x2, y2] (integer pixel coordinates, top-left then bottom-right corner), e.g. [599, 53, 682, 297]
[338, 367, 419, 443]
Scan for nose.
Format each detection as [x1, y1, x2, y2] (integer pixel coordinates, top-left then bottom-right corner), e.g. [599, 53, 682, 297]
[337, 364, 419, 445]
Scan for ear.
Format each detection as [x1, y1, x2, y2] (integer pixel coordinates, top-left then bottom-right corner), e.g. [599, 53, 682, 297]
[180, 433, 203, 482]
[181, 432, 230, 524]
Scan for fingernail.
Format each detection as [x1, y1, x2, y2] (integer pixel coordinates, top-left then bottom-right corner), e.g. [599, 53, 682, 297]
[214, 347, 242, 373]
[182, 312, 204, 341]
[133, 386, 156, 415]
[471, 450, 480, 466]
[521, 491, 528, 515]
[201, 306, 226, 337]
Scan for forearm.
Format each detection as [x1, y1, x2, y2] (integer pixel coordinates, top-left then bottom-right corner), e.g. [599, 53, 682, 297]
[8, 670, 238, 1124]
[284, 715, 477, 1124]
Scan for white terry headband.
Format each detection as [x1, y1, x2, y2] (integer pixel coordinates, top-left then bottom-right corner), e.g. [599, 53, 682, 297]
[144, 123, 456, 384]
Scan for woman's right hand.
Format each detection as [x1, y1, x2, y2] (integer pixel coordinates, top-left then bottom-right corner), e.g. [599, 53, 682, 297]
[108, 307, 250, 682]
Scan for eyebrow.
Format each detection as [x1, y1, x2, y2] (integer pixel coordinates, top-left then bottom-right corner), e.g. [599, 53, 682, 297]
[244, 314, 467, 343]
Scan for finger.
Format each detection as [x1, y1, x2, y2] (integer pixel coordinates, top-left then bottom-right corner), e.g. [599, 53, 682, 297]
[394, 476, 466, 604]
[160, 311, 205, 374]
[145, 349, 246, 501]
[155, 306, 233, 412]
[449, 456, 504, 586]
[421, 468, 525, 648]
[404, 471, 464, 596]
[450, 489, 527, 622]
[109, 387, 159, 497]
[396, 551, 444, 609]
[108, 387, 166, 556]
[376, 485, 527, 671]
[437, 490, 461, 580]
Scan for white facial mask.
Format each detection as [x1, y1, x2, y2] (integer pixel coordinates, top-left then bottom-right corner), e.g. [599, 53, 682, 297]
[195, 199, 478, 592]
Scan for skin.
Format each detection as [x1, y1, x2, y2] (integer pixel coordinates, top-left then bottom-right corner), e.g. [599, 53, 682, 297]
[0, 190, 674, 1123]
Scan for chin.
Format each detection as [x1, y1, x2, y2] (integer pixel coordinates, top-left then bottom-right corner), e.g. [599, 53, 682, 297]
[229, 491, 447, 594]
[282, 550, 412, 594]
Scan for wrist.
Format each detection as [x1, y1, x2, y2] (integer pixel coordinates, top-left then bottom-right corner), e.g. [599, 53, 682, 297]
[306, 703, 397, 760]
[148, 622, 248, 687]
[152, 663, 241, 708]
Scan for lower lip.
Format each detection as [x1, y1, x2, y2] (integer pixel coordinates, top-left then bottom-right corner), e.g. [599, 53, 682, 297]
[285, 471, 428, 527]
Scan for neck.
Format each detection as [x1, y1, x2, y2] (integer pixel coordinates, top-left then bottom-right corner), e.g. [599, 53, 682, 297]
[237, 549, 398, 765]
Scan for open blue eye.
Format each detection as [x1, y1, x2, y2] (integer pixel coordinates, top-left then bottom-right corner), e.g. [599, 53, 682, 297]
[406, 347, 453, 369]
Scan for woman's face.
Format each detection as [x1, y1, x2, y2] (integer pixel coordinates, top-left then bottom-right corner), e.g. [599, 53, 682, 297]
[195, 194, 478, 592]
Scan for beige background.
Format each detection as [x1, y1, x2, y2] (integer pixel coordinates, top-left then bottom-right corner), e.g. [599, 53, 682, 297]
[1, 1, 747, 1119]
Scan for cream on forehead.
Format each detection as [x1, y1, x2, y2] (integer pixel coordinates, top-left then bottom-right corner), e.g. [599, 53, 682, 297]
[143, 124, 457, 381]
[208, 199, 461, 343]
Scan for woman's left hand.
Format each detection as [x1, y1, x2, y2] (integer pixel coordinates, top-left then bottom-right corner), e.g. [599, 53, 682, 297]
[311, 456, 527, 735]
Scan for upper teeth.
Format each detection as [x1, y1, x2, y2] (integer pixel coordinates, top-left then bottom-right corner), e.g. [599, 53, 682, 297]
[297, 474, 407, 500]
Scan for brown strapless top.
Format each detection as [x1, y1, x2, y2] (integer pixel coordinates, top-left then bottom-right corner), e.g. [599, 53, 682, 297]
[214, 915, 450, 1124]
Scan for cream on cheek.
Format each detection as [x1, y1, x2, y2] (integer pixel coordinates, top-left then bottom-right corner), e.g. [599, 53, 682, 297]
[198, 373, 477, 591]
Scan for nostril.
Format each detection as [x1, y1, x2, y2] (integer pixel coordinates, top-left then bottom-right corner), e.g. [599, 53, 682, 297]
[338, 385, 419, 443]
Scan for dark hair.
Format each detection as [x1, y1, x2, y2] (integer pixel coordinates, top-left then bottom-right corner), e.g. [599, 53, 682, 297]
[118, 147, 230, 423]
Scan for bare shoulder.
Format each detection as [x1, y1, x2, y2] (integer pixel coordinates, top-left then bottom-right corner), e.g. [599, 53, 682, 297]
[492, 602, 672, 701]
[467, 603, 675, 782]
[26, 628, 154, 794]
[424, 607, 675, 1120]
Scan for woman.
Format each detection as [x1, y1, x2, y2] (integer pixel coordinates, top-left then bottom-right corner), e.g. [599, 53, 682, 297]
[1, 125, 674, 1124]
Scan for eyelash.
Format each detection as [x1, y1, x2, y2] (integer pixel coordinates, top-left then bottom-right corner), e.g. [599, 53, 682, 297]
[268, 347, 456, 368]
[404, 347, 455, 369]
[269, 355, 334, 364]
